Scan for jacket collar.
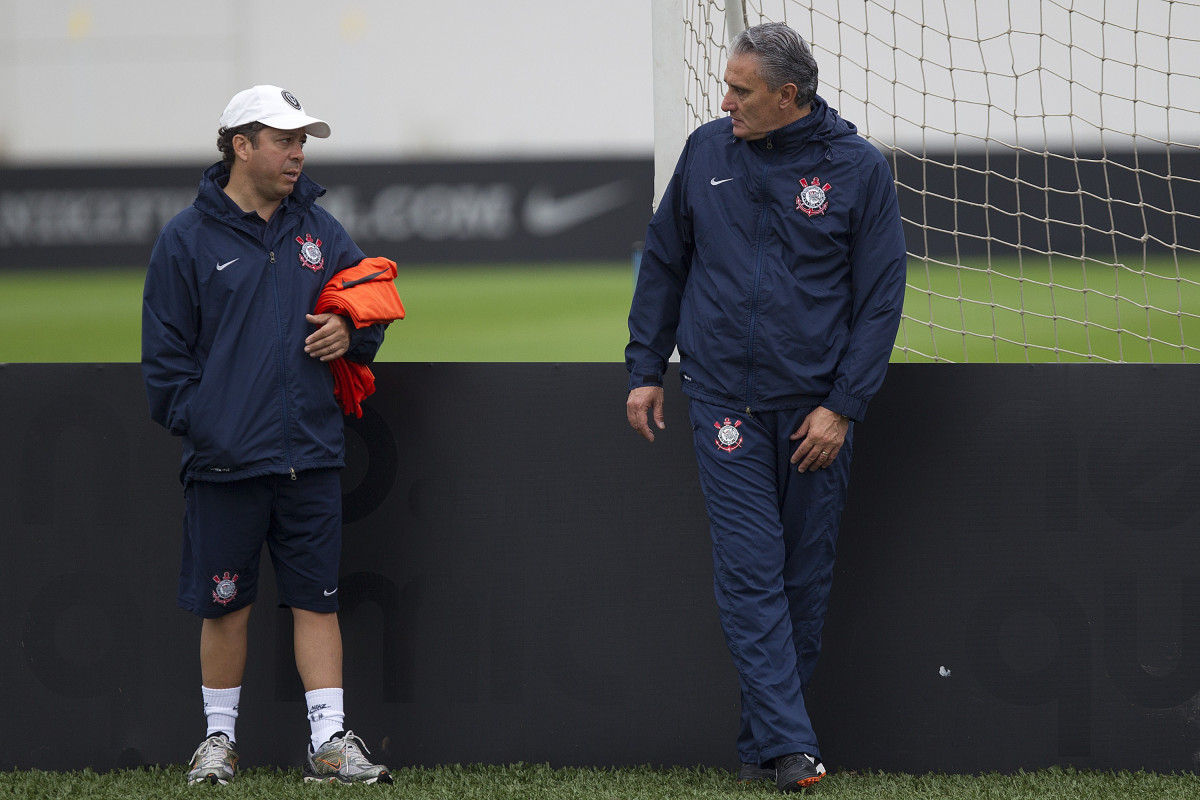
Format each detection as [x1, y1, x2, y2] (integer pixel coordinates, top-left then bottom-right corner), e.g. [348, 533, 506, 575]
[193, 161, 325, 224]
[748, 95, 856, 154]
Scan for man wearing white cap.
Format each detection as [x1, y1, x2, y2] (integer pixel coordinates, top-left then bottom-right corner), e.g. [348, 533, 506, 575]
[142, 85, 393, 786]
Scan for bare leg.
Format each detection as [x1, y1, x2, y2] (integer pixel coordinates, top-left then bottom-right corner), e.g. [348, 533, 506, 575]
[293, 608, 343, 691]
[200, 605, 252, 689]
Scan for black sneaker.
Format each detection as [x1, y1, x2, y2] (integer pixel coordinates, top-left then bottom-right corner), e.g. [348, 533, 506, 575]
[775, 753, 825, 792]
[736, 761, 776, 784]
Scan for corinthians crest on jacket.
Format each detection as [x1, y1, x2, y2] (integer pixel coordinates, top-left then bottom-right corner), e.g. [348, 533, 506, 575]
[796, 177, 831, 217]
[297, 232, 325, 272]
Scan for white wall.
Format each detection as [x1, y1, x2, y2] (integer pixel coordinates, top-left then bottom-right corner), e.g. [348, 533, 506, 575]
[0, 0, 655, 164]
[3, 1, 1195, 166]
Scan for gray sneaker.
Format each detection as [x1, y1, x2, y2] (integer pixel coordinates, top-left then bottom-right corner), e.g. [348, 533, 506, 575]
[186, 733, 238, 785]
[303, 731, 392, 784]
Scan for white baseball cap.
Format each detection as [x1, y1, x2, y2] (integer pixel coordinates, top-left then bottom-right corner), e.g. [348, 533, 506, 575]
[219, 85, 331, 138]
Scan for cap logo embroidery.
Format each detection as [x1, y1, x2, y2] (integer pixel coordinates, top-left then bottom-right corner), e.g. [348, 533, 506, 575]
[282, 90, 301, 110]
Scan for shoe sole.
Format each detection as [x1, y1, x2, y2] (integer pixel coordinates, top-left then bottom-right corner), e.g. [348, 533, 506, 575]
[188, 773, 233, 786]
[779, 774, 822, 792]
[302, 772, 392, 785]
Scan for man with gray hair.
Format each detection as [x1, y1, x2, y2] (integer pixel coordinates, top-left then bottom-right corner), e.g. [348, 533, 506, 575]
[625, 22, 906, 792]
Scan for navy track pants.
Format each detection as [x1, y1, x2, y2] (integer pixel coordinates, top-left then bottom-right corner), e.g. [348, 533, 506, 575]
[687, 397, 853, 765]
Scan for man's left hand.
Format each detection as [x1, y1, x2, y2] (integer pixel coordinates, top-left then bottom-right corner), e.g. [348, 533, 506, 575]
[789, 406, 849, 472]
[304, 313, 351, 361]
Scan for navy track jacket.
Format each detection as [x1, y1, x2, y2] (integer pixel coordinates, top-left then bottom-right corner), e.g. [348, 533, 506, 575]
[142, 162, 385, 484]
[626, 96, 907, 421]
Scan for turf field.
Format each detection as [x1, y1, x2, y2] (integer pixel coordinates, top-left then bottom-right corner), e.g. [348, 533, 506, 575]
[899, 256, 1200, 363]
[1, 258, 1197, 363]
[2, 763, 1197, 799]
[0, 263, 636, 364]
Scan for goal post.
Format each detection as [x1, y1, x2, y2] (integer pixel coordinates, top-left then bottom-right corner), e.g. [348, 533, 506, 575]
[650, 0, 687, 211]
[650, 0, 1200, 363]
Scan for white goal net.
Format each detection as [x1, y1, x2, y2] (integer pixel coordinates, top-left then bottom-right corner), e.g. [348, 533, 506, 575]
[652, 0, 1200, 362]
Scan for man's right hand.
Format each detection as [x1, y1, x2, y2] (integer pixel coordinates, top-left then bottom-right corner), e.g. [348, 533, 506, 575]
[626, 386, 666, 442]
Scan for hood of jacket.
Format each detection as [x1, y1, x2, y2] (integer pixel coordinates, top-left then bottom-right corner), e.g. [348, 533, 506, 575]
[748, 94, 860, 156]
[192, 161, 326, 230]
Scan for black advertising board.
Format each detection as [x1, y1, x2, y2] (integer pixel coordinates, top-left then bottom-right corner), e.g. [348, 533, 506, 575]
[3, 363, 1200, 773]
[3, 149, 1194, 270]
[0, 159, 655, 269]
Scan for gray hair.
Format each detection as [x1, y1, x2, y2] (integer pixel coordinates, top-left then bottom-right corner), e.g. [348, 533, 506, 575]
[729, 22, 818, 108]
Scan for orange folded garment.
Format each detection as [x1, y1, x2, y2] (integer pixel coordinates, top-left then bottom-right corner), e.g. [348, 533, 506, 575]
[314, 257, 406, 417]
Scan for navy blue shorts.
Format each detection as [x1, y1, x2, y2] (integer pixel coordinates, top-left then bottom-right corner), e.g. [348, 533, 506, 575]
[178, 469, 343, 618]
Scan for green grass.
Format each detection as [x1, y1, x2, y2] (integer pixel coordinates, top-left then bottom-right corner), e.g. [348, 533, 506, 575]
[0, 268, 147, 363]
[2, 257, 1198, 364]
[375, 263, 635, 362]
[0, 264, 635, 364]
[898, 255, 1200, 363]
[1, 764, 1198, 800]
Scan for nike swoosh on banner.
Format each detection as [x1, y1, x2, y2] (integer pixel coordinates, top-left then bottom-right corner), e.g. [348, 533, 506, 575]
[216, 258, 240, 271]
[710, 177, 735, 186]
[522, 180, 632, 237]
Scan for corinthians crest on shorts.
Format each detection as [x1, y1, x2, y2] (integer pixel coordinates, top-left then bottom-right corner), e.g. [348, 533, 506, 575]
[795, 177, 831, 217]
[212, 571, 239, 606]
[296, 233, 325, 272]
[714, 417, 743, 452]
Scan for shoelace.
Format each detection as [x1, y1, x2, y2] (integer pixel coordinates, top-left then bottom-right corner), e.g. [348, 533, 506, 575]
[193, 736, 234, 770]
[336, 732, 374, 769]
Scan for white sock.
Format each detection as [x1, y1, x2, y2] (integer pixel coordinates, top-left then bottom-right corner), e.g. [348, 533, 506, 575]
[305, 687, 346, 750]
[202, 685, 241, 743]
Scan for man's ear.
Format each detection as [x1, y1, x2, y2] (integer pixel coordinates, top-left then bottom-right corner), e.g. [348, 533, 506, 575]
[231, 133, 253, 162]
[778, 82, 799, 109]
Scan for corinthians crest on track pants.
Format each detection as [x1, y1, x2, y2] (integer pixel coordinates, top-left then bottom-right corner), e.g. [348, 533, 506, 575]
[686, 397, 854, 765]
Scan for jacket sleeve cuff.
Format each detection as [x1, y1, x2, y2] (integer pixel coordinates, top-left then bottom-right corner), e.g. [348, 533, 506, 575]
[824, 389, 867, 422]
[628, 373, 664, 392]
[344, 322, 386, 363]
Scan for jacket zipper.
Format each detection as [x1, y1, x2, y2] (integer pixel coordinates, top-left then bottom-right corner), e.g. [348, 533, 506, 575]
[744, 136, 775, 414]
[267, 249, 297, 479]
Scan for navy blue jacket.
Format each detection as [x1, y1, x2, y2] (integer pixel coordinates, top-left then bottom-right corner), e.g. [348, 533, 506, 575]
[626, 96, 907, 420]
[142, 162, 385, 484]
